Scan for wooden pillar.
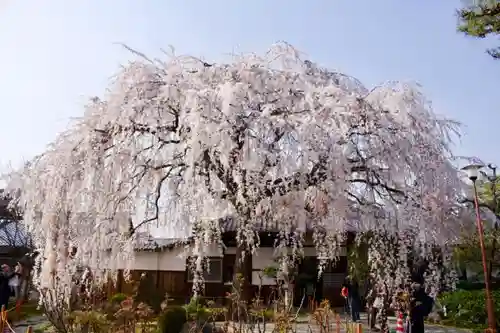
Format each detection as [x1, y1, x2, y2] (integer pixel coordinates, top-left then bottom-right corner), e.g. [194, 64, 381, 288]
[117, 270, 124, 293]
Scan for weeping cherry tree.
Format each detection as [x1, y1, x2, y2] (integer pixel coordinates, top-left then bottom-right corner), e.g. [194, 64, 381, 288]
[5, 43, 465, 329]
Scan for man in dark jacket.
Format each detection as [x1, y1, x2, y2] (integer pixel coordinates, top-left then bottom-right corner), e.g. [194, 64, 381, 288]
[0, 265, 13, 310]
[410, 283, 434, 333]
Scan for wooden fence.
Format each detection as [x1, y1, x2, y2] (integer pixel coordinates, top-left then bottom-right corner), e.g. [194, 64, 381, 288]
[0, 305, 32, 333]
[106, 270, 188, 304]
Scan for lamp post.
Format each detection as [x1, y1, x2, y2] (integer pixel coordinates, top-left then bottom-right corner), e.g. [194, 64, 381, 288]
[461, 163, 497, 333]
[487, 164, 499, 285]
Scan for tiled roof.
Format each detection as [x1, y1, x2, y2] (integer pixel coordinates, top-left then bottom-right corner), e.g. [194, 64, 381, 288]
[133, 232, 190, 251]
[0, 220, 31, 247]
[219, 217, 313, 232]
[218, 208, 381, 232]
[134, 206, 384, 251]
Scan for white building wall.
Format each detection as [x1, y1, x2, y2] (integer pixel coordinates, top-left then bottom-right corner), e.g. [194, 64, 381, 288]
[251, 246, 346, 286]
[252, 247, 276, 286]
[112, 252, 154, 271]
[114, 250, 186, 271]
[114, 243, 227, 271]
[157, 248, 187, 271]
[116, 244, 346, 281]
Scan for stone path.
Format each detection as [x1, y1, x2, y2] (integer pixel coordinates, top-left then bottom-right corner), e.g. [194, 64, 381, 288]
[384, 316, 470, 333]
[218, 314, 471, 333]
[365, 314, 470, 333]
[11, 314, 471, 333]
[12, 315, 48, 333]
[258, 323, 470, 333]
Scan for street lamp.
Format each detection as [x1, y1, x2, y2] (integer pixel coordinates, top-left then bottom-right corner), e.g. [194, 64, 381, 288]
[461, 163, 497, 333]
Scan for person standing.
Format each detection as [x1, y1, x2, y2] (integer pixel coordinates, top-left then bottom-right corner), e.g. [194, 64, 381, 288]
[341, 281, 350, 314]
[9, 263, 21, 299]
[0, 265, 14, 310]
[343, 278, 361, 322]
[348, 279, 361, 322]
[305, 281, 315, 310]
[409, 283, 433, 333]
[366, 280, 380, 331]
[10, 263, 23, 315]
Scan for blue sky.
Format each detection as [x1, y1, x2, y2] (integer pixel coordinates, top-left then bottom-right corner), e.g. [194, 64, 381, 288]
[0, 0, 498, 171]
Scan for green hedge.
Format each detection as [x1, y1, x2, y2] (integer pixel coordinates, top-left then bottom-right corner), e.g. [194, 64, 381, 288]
[438, 289, 500, 332]
[455, 280, 500, 291]
[109, 292, 128, 304]
[157, 306, 187, 333]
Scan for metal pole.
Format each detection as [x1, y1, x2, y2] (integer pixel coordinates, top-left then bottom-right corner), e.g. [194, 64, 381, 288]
[488, 167, 498, 285]
[472, 180, 497, 333]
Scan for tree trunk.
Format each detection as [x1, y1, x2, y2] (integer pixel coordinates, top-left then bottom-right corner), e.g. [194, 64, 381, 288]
[377, 284, 390, 333]
[21, 269, 31, 302]
[377, 304, 389, 333]
[232, 243, 251, 322]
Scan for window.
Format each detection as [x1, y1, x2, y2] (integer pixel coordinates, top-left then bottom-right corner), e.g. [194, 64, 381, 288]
[223, 254, 236, 284]
[187, 257, 223, 283]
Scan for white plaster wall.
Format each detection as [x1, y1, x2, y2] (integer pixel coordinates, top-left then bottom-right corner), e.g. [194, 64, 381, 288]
[201, 243, 224, 257]
[180, 243, 225, 257]
[253, 248, 276, 270]
[158, 248, 187, 271]
[252, 247, 346, 268]
[112, 243, 346, 278]
[251, 271, 275, 286]
[114, 252, 159, 270]
[251, 246, 346, 286]
[113, 243, 228, 271]
[112, 248, 186, 271]
[252, 247, 276, 285]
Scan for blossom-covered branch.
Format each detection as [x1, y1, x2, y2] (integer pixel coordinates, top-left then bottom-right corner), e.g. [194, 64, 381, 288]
[4, 43, 465, 312]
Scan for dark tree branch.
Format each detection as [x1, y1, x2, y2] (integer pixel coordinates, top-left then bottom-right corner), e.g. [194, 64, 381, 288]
[202, 150, 239, 198]
[349, 178, 406, 203]
[200, 150, 231, 202]
[130, 164, 185, 235]
[131, 173, 170, 235]
[261, 155, 329, 198]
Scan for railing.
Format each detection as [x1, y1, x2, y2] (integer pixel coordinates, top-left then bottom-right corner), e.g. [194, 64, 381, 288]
[0, 305, 33, 333]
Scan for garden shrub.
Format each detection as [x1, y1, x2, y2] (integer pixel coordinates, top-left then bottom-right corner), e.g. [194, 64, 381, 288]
[206, 307, 228, 321]
[249, 308, 274, 321]
[109, 292, 128, 304]
[70, 310, 110, 333]
[455, 280, 500, 291]
[183, 296, 209, 320]
[157, 306, 187, 333]
[438, 289, 500, 332]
